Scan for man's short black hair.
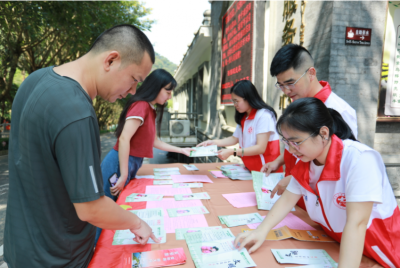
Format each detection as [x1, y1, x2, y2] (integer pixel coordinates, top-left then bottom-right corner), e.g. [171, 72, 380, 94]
[270, 44, 313, 77]
[89, 24, 155, 66]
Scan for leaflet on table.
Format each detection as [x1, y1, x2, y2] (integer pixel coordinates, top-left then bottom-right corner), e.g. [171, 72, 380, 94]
[271, 249, 336, 266]
[218, 213, 263, 227]
[209, 170, 228, 178]
[285, 265, 338, 268]
[153, 167, 180, 172]
[154, 174, 172, 180]
[252, 171, 295, 211]
[153, 180, 174, 185]
[136, 175, 155, 179]
[154, 170, 181, 176]
[127, 248, 186, 268]
[125, 193, 163, 202]
[190, 145, 218, 157]
[183, 164, 199, 171]
[172, 183, 203, 188]
[241, 226, 336, 242]
[113, 208, 166, 245]
[175, 226, 223, 240]
[230, 174, 253, 181]
[174, 192, 210, 201]
[184, 229, 256, 268]
[167, 206, 209, 217]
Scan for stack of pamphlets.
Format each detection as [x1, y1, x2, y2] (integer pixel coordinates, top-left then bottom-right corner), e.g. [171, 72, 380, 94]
[252, 171, 295, 211]
[218, 213, 263, 227]
[271, 249, 337, 266]
[190, 145, 218, 157]
[112, 208, 166, 245]
[154, 168, 181, 180]
[174, 192, 210, 201]
[220, 164, 252, 180]
[125, 248, 186, 268]
[184, 229, 256, 268]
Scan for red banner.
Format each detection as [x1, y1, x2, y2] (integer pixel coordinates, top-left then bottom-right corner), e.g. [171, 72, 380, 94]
[221, 1, 254, 104]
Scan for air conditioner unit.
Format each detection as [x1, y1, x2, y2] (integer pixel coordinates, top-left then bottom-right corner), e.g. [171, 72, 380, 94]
[170, 120, 190, 137]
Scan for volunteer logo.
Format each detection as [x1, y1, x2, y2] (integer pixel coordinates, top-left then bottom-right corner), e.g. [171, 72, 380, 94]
[248, 127, 253, 134]
[333, 193, 346, 210]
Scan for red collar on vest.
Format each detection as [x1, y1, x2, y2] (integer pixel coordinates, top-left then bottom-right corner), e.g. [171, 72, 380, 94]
[240, 109, 257, 129]
[291, 134, 343, 193]
[314, 81, 332, 103]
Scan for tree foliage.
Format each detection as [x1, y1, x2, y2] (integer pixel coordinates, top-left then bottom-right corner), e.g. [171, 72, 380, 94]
[0, 1, 152, 127]
[152, 52, 177, 75]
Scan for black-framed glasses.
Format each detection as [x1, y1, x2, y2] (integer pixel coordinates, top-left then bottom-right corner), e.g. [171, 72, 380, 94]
[275, 68, 311, 92]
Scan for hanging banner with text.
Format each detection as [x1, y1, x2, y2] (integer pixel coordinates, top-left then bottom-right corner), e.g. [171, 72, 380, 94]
[220, 1, 254, 105]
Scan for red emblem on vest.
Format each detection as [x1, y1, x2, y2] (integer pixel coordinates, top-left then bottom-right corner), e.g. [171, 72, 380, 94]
[248, 127, 253, 134]
[333, 193, 346, 210]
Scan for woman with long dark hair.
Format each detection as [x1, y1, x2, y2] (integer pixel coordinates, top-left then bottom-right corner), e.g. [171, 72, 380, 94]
[234, 98, 400, 268]
[197, 80, 281, 172]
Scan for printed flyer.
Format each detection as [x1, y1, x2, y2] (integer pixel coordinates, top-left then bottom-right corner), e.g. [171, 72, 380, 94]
[167, 206, 209, 217]
[241, 226, 335, 242]
[183, 164, 199, 171]
[174, 192, 210, 201]
[271, 249, 336, 265]
[190, 145, 218, 157]
[218, 213, 263, 227]
[172, 183, 203, 188]
[175, 226, 223, 240]
[153, 180, 174, 185]
[252, 171, 295, 211]
[126, 193, 163, 202]
[129, 248, 186, 268]
[184, 229, 256, 268]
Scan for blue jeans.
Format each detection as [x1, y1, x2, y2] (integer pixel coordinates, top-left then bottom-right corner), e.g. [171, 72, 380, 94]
[95, 149, 143, 245]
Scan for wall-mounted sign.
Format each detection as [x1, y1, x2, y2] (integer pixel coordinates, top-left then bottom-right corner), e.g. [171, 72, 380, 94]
[345, 27, 372, 46]
[220, 1, 254, 105]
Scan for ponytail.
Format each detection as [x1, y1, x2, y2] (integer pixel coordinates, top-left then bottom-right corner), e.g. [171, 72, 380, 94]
[276, 98, 357, 141]
[327, 108, 356, 141]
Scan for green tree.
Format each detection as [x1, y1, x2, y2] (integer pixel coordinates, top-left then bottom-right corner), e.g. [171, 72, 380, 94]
[0, 1, 153, 127]
[152, 52, 177, 75]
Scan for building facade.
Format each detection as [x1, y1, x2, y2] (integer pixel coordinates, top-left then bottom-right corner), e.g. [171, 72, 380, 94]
[173, 1, 400, 201]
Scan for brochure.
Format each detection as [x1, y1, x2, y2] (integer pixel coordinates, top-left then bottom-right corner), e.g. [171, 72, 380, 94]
[184, 229, 256, 268]
[154, 170, 181, 176]
[285, 265, 338, 268]
[190, 145, 218, 157]
[218, 213, 263, 227]
[113, 208, 166, 245]
[220, 164, 252, 180]
[252, 171, 295, 211]
[153, 180, 174, 185]
[174, 192, 210, 201]
[154, 174, 172, 180]
[126, 193, 163, 202]
[241, 226, 336, 242]
[128, 248, 186, 268]
[271, 249, 337, 266]
[183, 164, 199, 171]
[172, 183, 203, 188]
[175, 226, 223, 240]
[167, 206, 209, 217]
[153, 167, 180, 172]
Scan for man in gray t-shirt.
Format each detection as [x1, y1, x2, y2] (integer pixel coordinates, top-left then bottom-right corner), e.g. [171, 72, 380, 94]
[5, 25, 156, 268]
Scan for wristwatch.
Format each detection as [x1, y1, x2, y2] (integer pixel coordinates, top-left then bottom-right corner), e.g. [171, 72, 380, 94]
[233, 148, 237, 157]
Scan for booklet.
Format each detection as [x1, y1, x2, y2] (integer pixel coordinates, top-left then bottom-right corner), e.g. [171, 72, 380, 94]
[252, 171, 295, 211]
[184, 229, 256, 268]
[174, 192, 210, 201]
[154, 170, 181, 176]
[190, 145, 218, 157]
[220, 164, 252, 180]
[241, 226, 335, 242]
[154, 167, 180, 172]
[154, 174, 172, 180]
[126, 193, 163, 202]
[175, 226, 223, 240]
[153, 180, 174, 185]
[172, 183, 203, 188]
[218, 213, 263, 227]
[113, 208, 166, 245]
[183, 164, 199, 171]
[128, 248, 186, 268]
[271, 249, 337, 266]
[167, 206, 209, 217]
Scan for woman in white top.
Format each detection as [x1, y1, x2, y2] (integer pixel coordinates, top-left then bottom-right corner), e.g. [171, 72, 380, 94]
[197, 80, 281, 172]
[234, 98, 400, 268]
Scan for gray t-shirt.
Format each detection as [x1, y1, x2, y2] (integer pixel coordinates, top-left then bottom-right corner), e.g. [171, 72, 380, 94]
[4, 67, 104, 267]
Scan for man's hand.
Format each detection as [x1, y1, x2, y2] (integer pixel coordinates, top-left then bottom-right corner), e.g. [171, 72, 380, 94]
[196, 140, 215, 147]
[260, 160, 280, 176]
[270, 175, 292, 198]
[130, 219, 160, 245]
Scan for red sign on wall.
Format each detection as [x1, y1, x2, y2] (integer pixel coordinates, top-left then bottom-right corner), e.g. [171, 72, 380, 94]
[220, 1, 254, 105]
[345, 27, 372, 46]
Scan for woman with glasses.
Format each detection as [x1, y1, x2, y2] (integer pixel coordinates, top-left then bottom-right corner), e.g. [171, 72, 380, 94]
[234, 98, 400, 268]
[197, 80, 281, 173]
